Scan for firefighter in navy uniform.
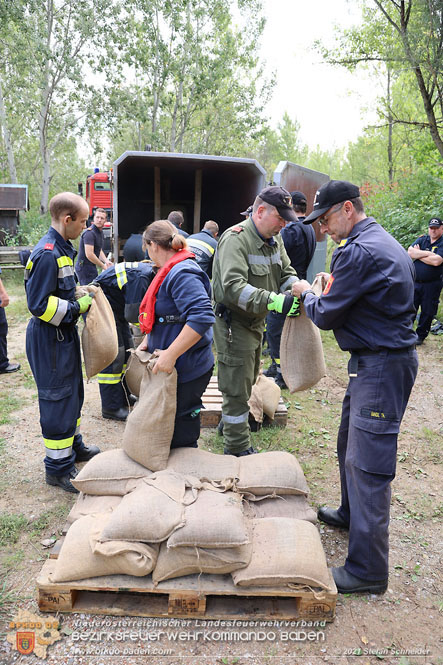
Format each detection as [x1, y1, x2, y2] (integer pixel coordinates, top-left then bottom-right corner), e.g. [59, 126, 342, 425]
[25, 192, 100, 494]
[293, 180, 418, 594]
[93, 261, 155, 421]
[187, 221, 219, 277]
[408, 217, 443, 345]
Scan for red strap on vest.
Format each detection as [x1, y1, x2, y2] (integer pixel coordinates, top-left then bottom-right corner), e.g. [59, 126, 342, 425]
[139, 250, 194, 334]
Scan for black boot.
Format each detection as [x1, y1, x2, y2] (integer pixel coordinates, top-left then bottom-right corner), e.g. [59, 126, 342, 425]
[102, 407, 129, 421]
[75, 445, 101, 462]
[46, 472, 79, 494]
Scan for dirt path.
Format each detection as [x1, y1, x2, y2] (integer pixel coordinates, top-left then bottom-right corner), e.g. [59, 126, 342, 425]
[0, 315, 442, 665]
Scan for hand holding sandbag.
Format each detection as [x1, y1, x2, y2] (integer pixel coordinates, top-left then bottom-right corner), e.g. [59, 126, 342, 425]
[77, 293, 94, 313]
[267, 292, 300, 317]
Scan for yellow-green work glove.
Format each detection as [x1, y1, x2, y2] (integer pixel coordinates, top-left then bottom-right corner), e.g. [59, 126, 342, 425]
[77, 294, 93, 314]
[267, 292, 300, 317]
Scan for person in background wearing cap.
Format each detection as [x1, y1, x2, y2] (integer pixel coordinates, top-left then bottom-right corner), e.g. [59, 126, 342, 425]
[292, 180, 418, 594]
[212, 186, 300, 457]
[407, 217, 443, 345]
[264, 190, 316, 388]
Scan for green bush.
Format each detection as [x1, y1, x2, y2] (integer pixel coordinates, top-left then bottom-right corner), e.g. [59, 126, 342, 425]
[13, 210, 50, 246]
[363, 171, 443, 249]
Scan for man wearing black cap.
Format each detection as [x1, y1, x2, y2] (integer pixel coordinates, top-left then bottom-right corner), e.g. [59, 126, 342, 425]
[265, 190, 316, 388]
[408, 217, 443, 345]
[292, 180, 418, 594]
[212, 186, 300, 457]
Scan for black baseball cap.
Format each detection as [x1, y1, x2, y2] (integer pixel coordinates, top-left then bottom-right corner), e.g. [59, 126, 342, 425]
[259, 186, 297, 222]
[290, 190, 307, 206]
[428, 217, 442, 227]
[303, 180, 360, 224]
[240, 204, 253, 216]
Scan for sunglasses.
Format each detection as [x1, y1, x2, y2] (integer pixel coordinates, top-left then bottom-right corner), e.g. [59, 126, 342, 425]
[318, 202, 345, 226]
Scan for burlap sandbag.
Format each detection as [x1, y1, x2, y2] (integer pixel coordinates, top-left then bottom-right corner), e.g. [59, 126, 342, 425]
[248, 381, 264, 423]
[50, 513, 158, 582]
[123, 353, 177, 471]
[99, 472, 197, 543]
[77, 284, 119, 380]
[72, 449, 152, 496]
[244, 494, 317, 524]
[280, 275, 326, 392]
[124, 348, 151, 397]
[152, 540, 253, 584]
[167, 490, 249, 549]
[256, 374, 281, 419]
[232, 518, 331, 590]
[66, 493, 122, 524]
[237, 451, 309, 496]
[167, 447, 239, 488]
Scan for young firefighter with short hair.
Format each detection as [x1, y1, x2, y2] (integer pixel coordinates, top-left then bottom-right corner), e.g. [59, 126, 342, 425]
[25, 192, 100, 494]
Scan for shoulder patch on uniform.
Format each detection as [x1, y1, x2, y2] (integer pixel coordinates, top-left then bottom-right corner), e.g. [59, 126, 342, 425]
[323, 274, 335, 295]
[338, 238, 349, 248]
[231, 226, 244, 233]
[44, 243, 54, 250]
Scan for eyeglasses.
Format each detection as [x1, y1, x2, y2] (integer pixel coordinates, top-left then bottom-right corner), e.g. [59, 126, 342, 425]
[318, 202, 345, 227]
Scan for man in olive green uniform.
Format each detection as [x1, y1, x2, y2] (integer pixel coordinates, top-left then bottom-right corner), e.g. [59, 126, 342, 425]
[212, 186, 300, 456]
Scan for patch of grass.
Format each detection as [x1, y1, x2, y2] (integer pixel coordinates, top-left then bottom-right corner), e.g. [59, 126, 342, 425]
[2, 549, 25, 572]
[0, 514, 28, 546]
[0, 394, 21, 425]
[0, 578, 22, 618]
[29, 504, 70, 538]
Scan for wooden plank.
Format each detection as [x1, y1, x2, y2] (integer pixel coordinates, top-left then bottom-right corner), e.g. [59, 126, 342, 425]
[193, 169, 202, 233]
[36, 559, 336, 621]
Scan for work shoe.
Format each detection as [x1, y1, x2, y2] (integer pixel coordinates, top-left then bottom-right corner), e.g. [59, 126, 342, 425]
[273, 373, 288, 390]
[70, 466, 79, 478]
[46, 472, 79, 494]
[264, 361, 277, 378]
[332, 566, 388, 594]
[127, 393, 137, 406]
[0, 362, 20, 374]
[224, 446, 257, 457]
[102, 407, 129, 421]
[317, 506, 349, 530]
[75, 445, 101, 463]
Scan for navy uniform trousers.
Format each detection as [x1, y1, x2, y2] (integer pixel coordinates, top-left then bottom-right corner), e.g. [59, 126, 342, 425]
[98, 317, 133, 411]
[0, 306, 9, 370]
[414, 280, 442, 340]
[26, 318, 86, 476]
[336, 347, 418, 580]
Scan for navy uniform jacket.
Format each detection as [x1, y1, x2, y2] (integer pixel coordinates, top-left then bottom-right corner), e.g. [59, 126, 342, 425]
[303, 217, 417, 350]
[410, 234, 443, 282]
[147, 259, 215, 383]
[187, 228, 218, 277]
[123, 234, 146, 262]
[25, 227, 80, 325]
[280, 219, 316, 279]
[94, 261, 155, 323]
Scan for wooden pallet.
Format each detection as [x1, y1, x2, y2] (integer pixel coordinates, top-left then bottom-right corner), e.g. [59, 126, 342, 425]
[201, 377, 288, 428]
[37, 557, 336, 621]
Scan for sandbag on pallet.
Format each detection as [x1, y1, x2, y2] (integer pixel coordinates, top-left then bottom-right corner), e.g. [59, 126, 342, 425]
[280, 275, 326, 392]
[248, 373, 281, 423]
[50, 514, 158, 582]
[243, 494, 317, 524]
[66, 493, 122, 524]
[167, 447, 239, 488]
[123, 353, 177, 471]
[232, 518, 330, 590]
[167, 490, 249, 549]
[153, 540, 252, 584]
[76, 284, 118, 380]
[72, 449, 152, 496]
[237, 451, 309, 496]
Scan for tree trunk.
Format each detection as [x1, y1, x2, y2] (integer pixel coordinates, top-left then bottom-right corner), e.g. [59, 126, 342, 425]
[387, 67, 393, 184]
[0, 78, 17, 183]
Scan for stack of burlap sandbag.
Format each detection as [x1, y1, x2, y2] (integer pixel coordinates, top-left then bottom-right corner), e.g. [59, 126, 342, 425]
[50, 447, 330, 591]
[75, 284, 118, 380]
[50, 351, 330, 590]
[280, 275, 327, 392]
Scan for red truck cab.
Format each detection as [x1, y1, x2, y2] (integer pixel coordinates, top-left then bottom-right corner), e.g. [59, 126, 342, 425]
[83, 169, 113, 254]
